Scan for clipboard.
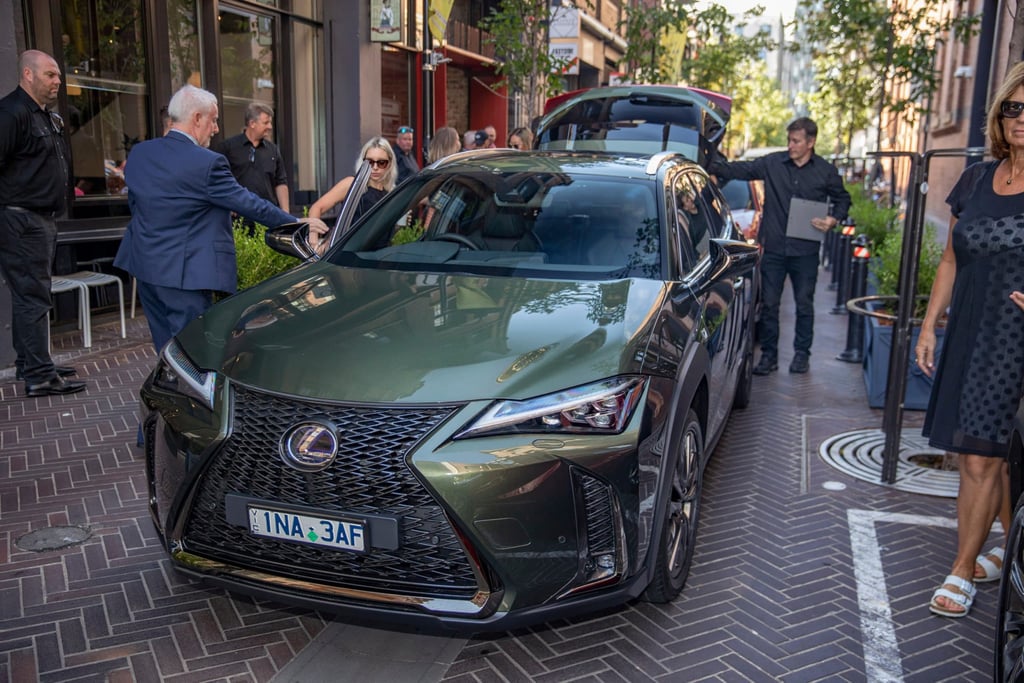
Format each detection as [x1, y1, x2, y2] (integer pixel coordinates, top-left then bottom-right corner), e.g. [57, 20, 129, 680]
[786, 197, 830, 242]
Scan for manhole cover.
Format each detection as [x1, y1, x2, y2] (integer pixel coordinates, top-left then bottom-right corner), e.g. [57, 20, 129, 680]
[818, 428, 957, 498]
[16, 525, 92, 551]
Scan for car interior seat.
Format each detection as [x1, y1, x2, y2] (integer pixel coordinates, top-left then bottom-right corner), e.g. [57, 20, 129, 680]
[476, 210, 541, 251]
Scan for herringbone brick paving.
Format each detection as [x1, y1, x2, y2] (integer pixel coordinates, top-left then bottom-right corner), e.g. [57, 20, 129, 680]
[0, 278, 997, 682]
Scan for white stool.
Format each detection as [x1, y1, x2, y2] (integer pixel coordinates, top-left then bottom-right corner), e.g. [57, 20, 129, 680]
[50, 276, 90, 345]
[53, 271, 126, 347]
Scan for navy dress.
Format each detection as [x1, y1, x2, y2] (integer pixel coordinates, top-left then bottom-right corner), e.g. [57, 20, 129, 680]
[923, 161, 1024, 457]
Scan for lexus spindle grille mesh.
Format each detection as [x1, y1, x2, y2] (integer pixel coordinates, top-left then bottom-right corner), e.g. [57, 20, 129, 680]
[183, 384, 479, 598]
[578, 471, 616, 556]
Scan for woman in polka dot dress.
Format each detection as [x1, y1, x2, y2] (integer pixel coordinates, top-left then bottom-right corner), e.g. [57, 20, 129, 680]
[918, 62, 1024, 618]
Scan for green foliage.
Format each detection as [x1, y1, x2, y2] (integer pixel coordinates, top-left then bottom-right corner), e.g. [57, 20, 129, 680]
[233, 219, 298, 291]
[482, 0, 572, 127]
[724, 61, 793, 155]
[869, 221, 943, 317]
[846, 183, 899, 251]
[621, 2, 774, 88]
[796, 0, 980, 147]
[390, 219, 425, 246]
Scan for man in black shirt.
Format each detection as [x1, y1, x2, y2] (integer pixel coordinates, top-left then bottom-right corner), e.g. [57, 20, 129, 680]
[394, 125, 419, 184]
[215, 102, 289, 211]
[710, 117, 850, 375]
[0, 50, 85, 397]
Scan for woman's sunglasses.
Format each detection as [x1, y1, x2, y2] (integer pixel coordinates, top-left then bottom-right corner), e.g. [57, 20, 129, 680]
[364, 158, 390, 169]
[1001, 100, 1024, 119]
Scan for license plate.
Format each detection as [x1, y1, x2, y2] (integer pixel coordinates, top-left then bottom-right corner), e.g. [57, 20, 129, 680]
[248, 506, 367, 552]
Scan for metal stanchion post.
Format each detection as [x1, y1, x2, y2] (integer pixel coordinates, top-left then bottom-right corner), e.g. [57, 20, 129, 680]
[837, 235, 870, 362]
[830, 222, 856, 314]
[823, 228, 835, 272]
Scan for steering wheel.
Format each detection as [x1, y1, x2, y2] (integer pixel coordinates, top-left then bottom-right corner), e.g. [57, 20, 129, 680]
[434, 233, 480, 250]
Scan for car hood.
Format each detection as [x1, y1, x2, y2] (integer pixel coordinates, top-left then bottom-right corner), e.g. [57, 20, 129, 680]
[176, 263, 670, 403]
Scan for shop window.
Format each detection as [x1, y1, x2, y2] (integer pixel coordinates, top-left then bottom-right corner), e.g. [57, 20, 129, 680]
[291, 19, 326, 203]
[168, 0, 203, 92]
[61, 0, 148, 198]
[218, 7, 277, 134]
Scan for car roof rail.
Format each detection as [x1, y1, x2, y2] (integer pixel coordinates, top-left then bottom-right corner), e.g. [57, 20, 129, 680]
[645, 151, 686, 175]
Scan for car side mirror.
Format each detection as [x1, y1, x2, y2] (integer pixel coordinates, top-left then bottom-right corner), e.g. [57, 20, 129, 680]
[265, 222, 318, 261]
[707, 238, 759, 282]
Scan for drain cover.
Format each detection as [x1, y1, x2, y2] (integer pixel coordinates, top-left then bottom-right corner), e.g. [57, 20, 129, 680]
[818, 428, 957, 498]
[16, 525, 92, 551]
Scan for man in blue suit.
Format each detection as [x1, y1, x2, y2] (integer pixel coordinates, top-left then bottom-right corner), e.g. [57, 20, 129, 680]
[115, 85, 327, 353]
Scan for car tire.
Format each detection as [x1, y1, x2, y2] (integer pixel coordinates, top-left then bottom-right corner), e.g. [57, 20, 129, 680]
[995, 496, 1024, 681]
[643, 408, 703, 604]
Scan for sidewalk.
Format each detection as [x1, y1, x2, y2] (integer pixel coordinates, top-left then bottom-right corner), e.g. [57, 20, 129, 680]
[0, 279, 994, 682]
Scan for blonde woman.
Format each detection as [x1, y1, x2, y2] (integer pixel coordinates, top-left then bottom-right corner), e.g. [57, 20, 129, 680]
[507, 126, 534, 150]
[309, 136, 397, 221]
[427, 127, 461, 164]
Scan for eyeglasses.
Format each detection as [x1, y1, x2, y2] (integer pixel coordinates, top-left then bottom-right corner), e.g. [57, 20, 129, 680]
[509, 143, 521, 149]
[364, 158, 390, 169]
[398, 126, 414, 134]
[1001, 100, 1024, 119]
[249, 146, 256, 163]
[48, 110, 64, 133]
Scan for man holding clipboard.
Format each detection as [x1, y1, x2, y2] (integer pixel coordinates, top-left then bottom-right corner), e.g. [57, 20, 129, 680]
[709, 117, 850, 374]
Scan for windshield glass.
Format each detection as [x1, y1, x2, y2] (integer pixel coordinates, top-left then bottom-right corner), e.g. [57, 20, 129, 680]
[329, 169, 663, 280]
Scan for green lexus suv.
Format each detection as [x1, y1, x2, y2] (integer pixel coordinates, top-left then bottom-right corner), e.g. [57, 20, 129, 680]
[141, 148, 759, 630]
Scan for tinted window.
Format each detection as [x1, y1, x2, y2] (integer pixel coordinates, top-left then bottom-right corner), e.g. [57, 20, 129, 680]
[719, 179, 752, 211]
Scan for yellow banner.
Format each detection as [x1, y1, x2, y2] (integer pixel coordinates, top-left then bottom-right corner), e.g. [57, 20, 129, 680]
[428, 0, 455, 42]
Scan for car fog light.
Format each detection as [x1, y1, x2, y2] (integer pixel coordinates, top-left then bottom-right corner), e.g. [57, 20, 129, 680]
[595, 553, 615, 569]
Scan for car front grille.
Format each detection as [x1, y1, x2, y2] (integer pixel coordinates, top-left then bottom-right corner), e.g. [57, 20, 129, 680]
[181, 384, 479, 599]
[578, 470, 616, 556]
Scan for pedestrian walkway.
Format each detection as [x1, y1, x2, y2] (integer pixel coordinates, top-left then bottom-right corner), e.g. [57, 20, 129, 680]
[0, 276, 994, 682]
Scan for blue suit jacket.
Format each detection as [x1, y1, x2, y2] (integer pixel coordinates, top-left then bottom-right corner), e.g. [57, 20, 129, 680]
[115, 130, 294, 293]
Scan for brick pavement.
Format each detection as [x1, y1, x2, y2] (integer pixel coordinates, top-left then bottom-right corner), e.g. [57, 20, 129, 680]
[0, 279, 997, 682]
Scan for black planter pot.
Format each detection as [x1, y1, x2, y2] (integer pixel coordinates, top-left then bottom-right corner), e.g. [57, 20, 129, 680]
[862, 303, 945, 410]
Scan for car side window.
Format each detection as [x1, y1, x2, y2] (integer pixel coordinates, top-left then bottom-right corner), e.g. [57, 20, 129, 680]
[672, 173, 710, 264]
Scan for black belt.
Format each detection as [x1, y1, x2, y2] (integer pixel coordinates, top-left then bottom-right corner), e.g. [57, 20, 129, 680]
[2, 205, 58, 218]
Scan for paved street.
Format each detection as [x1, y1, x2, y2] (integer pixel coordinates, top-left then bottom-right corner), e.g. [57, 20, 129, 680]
[0, 275, 997, 682]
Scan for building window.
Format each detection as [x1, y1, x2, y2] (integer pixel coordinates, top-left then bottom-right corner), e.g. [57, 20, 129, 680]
[168, 0, 202, 92]
[381, 49, 413, 139]
[218, 7, 278, 134]
[61, 0, 148, 198]
[290, 18, 325, 200]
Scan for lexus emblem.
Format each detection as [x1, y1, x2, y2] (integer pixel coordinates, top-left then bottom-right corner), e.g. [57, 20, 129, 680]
[280, 421, 339, 472]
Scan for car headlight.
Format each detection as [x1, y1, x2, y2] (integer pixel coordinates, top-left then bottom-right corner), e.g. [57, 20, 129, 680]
[455, 376, 647, 439]
[153, 339, 217, 410]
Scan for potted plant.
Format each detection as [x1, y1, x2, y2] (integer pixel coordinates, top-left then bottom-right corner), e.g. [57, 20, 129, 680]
[861, 222, 945, 410]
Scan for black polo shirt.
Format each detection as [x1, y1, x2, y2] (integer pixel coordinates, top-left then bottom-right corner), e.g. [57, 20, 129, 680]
[0, 86, 70, 214]
[215, 132, 288, 205]
[396, 148, 419, 184]
[710, 150, 851, 257]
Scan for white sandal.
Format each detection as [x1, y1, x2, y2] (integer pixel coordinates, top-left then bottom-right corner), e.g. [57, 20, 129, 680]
[975, 546, 1005, 583]
[929, 574, 976, 618]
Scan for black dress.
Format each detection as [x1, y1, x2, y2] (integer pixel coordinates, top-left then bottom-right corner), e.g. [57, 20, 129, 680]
[923, 161, 1024, 457]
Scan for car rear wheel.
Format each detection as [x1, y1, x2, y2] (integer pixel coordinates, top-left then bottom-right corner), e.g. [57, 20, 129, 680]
[995, 498, 1024, 681]
[643, 408, 703, 603]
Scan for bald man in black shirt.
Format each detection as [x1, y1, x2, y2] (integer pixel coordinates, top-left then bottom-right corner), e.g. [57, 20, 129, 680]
[0, 50, 85, 396]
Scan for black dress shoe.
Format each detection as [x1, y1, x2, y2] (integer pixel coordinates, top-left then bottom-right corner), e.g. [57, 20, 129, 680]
[15, 365, 76, 381]
[24, 376, 87, 397]
[789, 352, 810, 374]
[752, 355, 778, 375]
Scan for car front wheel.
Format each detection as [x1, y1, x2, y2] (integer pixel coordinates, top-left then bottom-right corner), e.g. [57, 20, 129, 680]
[996, 498, 1024, 681]
[643, 408, 703, 603]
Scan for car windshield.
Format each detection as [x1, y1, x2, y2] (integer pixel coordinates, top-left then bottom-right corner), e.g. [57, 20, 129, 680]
[328, 169, 662, 280]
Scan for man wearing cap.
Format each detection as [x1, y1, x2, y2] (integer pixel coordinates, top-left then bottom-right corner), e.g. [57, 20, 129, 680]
[395, 125, 418, 183]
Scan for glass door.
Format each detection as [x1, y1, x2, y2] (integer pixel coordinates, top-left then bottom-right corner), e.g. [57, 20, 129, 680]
[217, 6, 277, 136]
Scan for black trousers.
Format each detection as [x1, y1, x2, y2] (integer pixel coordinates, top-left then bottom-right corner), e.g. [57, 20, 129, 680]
[0, 208, 58, 383]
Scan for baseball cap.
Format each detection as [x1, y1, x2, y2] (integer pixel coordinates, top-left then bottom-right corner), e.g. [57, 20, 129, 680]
[474, 130, 488, 146]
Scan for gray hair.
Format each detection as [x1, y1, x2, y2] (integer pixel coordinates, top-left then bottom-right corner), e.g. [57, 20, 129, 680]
[245, 101, 274, 125]
[167, 85, 218, 124]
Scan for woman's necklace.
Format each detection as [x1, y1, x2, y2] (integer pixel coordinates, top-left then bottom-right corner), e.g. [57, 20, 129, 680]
[1007, 159, 1024, 185]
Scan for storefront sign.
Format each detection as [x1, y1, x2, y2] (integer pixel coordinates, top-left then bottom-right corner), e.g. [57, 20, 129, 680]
[371, 0, 401, 42]
[548, 5, 579, 39]
[549, 43, 579, 75]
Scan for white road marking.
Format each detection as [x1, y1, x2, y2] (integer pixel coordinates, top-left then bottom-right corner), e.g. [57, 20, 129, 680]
[848, 509, 958, 683]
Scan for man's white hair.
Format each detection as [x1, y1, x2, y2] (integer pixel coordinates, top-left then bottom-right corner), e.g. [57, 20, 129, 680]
[167, 85, 218, 124]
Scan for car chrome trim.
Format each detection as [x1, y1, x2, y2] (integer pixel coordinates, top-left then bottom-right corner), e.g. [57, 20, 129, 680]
[645, 152, 682, 176]
[279, 421, 340, 472]
[171, 549, 498, 615]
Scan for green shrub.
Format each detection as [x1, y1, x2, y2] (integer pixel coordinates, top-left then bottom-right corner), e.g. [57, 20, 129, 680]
[869, 221, 943, 317]
[390, 218, 425, 246]
[846, 182, 900, 251]
[233, 219, 299, 290]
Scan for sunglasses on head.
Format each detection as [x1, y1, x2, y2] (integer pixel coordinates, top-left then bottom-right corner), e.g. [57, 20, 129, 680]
[398, 126, 414, 134]
[1002, 100, 1024, 119]
[364, 158, 390, 169]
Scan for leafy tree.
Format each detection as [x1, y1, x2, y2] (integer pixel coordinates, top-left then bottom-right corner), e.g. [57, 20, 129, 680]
[620, 2, 773, 89]
[481, 0, 574, 128]
[724, 61, 793, 156]
[796, 0, 979, 145]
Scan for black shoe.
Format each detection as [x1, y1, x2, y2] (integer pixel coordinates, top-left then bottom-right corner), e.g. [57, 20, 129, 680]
[24, 376, 86, 397]
[752, 355, 778, 375]
[15, 365, 76, 382]
[789, 352, 810, 374]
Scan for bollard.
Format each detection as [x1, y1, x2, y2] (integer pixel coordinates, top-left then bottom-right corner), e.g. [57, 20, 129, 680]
[830, 222, 856, 314]
[823, 228, 835, 271]
[828, 216, 855, 290]
[837, 235, 871, 362]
